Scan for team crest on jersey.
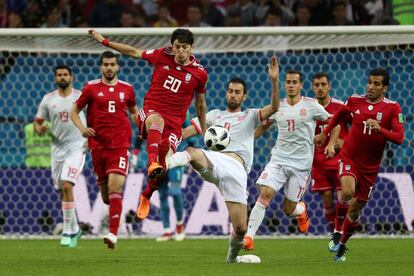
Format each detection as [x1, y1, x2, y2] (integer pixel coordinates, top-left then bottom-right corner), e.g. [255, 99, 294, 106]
[119, 92, 125, 102]
[376, 112, 382, 121]
[300, 108, 307, 116]
[185, 73, 192, 83]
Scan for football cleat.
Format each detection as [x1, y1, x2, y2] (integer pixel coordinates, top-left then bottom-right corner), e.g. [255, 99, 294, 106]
[60, 234, 71, 247]
[328, 232, 342, 253]
[335, 244, 348, 263]
[156, 232, 173, 242]
[243, 235, 254, 251]
[103, 232, 118, 249]
[175, 223, 186, 241]
[136, 195, 150, 219]
[148, 161, 163, 179]
[297, 202, 310, 233]
[68, 229, 82, 248]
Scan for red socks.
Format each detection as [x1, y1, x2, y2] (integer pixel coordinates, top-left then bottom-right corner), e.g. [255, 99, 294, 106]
[334, 198, 350, 232]
[340, 215, 360, 244]
[147, 124, 163, 163]
[323, 205, 336, 232]
[109, 192, 123, 235]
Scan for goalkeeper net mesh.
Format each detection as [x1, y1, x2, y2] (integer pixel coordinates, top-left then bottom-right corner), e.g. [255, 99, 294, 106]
[0, 27, 413, 237]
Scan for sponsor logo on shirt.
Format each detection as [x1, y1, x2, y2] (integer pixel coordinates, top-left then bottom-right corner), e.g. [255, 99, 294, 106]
[376, 112, 382, 121]
[355, 109, 360, 114]
[185, 73, 192, 83]
[399, 113, 404, 123]
[300, 108, 307, 116]
[176, 66, 181, 71]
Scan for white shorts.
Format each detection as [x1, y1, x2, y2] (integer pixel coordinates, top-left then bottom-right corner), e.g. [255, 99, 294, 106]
[52, 150, 86, 190]
[257, 163, 311, 202]
[200, 150, 248, 205]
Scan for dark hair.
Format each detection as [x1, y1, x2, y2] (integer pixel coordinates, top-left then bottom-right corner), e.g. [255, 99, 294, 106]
[99, 51, 119, 65]
[170, 28, 194, 45]
[369, 68, 390, 86]
[227, 77, 247, 94]
[312, 72, 330, 83]
[54, 65, 72, 76]
[285, 69, 303, 83]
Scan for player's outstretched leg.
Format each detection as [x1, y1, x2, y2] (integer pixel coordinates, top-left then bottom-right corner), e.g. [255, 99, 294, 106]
[328, 232, 341, 252]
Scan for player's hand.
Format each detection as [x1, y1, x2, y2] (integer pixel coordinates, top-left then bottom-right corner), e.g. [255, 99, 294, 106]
[314, 132, 327, 147]
[81, 127, 96, 137]
[366, 119, 381, 132]
[324, 144, 335, 159]
[268, 56, 279, 81]
[88, 29, 104, 43]
[334, 138, 344, 151]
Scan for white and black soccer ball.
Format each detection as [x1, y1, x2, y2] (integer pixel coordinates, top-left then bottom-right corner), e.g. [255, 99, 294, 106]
[204, 125, 230, 151]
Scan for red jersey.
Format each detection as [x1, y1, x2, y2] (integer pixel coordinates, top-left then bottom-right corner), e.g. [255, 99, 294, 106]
[141, 47, 208, 130]
[75, 79, 137, 150]
[313, 97, 348, 170]
[324, 94, 404, 172]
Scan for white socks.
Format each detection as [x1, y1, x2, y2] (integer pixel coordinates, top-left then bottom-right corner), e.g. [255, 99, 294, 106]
[290, 202, 306, 217]
[62, 201, 79, 235]
[246, 201, 267, 238]
[167, 151, 191, 169]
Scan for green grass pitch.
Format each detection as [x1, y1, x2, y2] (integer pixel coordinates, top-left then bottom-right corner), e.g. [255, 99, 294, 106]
[1, 238, 413, 276]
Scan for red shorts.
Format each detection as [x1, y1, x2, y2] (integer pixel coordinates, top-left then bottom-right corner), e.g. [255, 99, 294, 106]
[311, 167, 341, 193]
[338, 157, 378, 202]
[136, 107, 181, 152]
[91, 148, 129, 185]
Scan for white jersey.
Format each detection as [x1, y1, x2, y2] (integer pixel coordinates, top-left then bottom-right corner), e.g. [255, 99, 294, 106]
[192, 108, 262, 172]
[269, 96, 330, 170]
[35, 88, 87, 161]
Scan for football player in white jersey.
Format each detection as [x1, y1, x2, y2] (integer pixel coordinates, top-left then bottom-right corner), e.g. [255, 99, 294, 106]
[167, 57, 280, 264]
[244, 70, 339, 250]
[34, 65, 87, 247]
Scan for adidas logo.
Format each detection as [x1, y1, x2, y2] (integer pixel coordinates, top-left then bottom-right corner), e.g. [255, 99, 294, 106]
[163, 65, 169, 70]
[355, 109, 360, 114]
[98, 92, 104, 96]
[111, 214, 119, 219]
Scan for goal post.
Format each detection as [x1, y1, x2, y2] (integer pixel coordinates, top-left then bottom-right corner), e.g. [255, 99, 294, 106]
[0, 27, 413, 237]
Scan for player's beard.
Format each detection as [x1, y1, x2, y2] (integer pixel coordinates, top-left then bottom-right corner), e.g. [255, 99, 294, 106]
[227, 100, 241, 111]
[57, 80, 70, 90]
[104, 71, 117, 82]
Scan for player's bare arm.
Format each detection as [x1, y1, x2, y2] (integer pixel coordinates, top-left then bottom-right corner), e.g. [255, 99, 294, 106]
[260, 56, 280, 120]
[182, 125, 198, 140]
[33, 120, 49, 135]
[194, 92, 207, 133]
[89, 29, 144, 59]
[325, 125, 340, 158]
[70, 104, 96, 137]
[128, 105, 139, 124]
[254, 123, 272, 139]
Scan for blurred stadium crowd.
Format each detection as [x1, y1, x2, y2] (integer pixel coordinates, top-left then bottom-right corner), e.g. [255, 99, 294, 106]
[1, 0, 411, 29]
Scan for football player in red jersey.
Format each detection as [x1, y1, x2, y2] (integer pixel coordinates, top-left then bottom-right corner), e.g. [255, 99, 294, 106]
[315, 68, 404, 262]
[311, 73, 348, 233]
[89, 29, 208, 220]
[71, 51, 138, 249]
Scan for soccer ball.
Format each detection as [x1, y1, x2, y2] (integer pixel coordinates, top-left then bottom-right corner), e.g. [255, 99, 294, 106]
[204, 125, 230, 151]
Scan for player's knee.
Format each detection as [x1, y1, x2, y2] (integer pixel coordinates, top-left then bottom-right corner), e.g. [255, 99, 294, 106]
[233, 225, 247, 238]
[61, 182, 73, 195]
[101, 194, 109, 205]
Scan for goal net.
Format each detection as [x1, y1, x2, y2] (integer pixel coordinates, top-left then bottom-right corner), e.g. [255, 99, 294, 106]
[0, 27, 413, 237]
